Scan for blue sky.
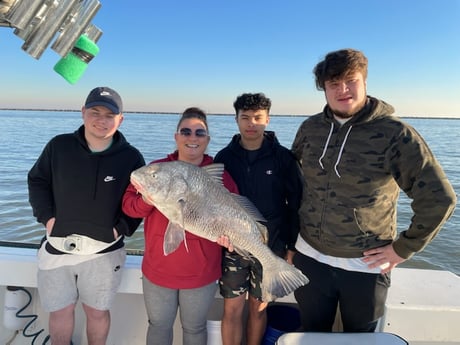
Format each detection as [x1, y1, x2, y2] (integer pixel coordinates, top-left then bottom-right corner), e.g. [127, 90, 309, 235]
[1, 0, 459, 117]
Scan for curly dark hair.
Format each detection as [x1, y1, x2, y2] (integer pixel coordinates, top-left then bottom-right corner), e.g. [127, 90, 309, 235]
[233, 93, 271, 116]
[314, 48, 368, 91]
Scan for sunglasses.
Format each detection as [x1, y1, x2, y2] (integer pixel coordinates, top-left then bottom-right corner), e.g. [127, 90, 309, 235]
[178, 128, 208, 137]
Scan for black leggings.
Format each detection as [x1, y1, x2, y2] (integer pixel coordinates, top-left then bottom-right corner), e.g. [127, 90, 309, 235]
[293, 252, 390, 332]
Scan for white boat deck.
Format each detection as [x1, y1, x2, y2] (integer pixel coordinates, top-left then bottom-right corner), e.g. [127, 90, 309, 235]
[0, 246, 459, 345]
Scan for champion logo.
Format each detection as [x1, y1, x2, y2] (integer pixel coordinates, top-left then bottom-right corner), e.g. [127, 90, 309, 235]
[104, 176, 116, 182]
[265, 170, 273, 175]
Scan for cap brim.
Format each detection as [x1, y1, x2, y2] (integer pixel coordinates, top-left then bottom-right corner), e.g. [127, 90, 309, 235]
[85, 101, 120, 114]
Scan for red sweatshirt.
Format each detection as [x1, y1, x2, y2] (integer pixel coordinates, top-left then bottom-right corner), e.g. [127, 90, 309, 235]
[122, 152, 239, 289]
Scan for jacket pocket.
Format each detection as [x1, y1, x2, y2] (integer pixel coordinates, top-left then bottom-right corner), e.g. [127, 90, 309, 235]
[353, 199, 396, 239]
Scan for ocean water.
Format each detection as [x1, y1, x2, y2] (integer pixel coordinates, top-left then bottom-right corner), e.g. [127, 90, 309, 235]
[0, 110, 458, 275]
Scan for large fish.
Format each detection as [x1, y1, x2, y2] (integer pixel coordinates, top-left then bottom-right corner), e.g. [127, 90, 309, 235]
[130, 160, 309, 302]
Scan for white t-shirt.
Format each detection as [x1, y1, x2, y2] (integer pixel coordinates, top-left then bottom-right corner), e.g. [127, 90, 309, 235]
[295, 236, 388, 274]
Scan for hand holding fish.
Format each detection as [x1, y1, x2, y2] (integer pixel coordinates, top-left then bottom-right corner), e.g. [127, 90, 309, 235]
[216, 235, 234, 252]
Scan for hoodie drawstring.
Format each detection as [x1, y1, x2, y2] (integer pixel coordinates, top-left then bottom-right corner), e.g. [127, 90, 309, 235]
[334, 125, 352, 178]
[318, 122, 334, 170]
[318, 122, 353, 178]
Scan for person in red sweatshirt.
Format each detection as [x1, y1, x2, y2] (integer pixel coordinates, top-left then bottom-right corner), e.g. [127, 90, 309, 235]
[122, 107, 238, 345]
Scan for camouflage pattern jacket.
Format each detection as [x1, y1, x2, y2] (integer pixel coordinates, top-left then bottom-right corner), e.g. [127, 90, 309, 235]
[291, 96, 456, 259]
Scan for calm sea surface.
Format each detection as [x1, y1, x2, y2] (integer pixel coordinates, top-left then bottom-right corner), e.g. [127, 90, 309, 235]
[0, 110, 458, 275]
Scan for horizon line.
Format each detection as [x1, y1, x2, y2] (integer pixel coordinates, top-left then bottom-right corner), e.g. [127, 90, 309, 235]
[0, 108, 458, 119]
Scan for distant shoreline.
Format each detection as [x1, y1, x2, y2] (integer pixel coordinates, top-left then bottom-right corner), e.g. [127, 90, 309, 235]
[0, 108, 458, 119]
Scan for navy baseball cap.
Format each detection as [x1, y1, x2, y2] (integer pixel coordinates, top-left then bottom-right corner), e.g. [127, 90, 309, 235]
[85, 86, 123, 114]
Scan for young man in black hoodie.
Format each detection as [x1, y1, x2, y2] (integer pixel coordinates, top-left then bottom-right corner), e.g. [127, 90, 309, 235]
[215, 93, 303, 345]
[28, 87, 145, 345]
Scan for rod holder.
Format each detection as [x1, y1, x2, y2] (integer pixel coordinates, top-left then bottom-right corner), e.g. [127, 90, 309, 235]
[0, 0, 103, 82]
[21, 0, 79, 59]
[3, 0, 46, 30]
[52, 0, 101, 57]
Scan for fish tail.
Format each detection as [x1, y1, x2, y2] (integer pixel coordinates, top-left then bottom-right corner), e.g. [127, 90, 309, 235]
[261, 258, 309, 302]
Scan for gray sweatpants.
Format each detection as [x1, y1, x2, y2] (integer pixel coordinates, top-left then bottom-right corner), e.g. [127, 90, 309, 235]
[142, 277, 218, 345]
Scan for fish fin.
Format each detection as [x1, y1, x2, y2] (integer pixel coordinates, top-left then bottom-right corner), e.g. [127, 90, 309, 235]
[260, 257, 310, 302]
[177, 198, 189, 252]
[201, 163, 225, 185]
[163, 222, 186, 255]
[230, 193, 268, 243]
[231, 194, 267, 223]
[257, 223, 269, 245]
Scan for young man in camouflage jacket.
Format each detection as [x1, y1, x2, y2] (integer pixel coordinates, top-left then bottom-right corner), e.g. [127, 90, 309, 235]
[291, 48, 456, 332]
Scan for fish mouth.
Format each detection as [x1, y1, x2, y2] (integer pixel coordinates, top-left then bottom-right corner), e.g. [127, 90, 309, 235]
[130, 175, 144, 194]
